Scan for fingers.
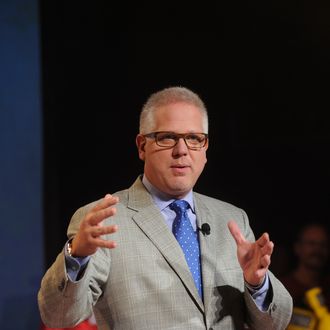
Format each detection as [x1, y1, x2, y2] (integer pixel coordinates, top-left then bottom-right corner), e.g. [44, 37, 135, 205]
[72, 194, 119, 256]
[90, 224, 119, 238]
[87, 194, 119, 226]
[256, 232, 274, 256]
[244, 253, 271, 286]
[72, 223, 119, 256]
[254, 269, 268, 283]
[86, 194, 119, 240]
[261, 240, 274, 256]
[227, 220, 246, 246]
[260, 254, 271, 269]
[93, 237, 117, 249]
[92, 194, 119, 213]
[88, 206, 117, 226]
[89, 224, 119, 249]
[256, 232, 269, 247]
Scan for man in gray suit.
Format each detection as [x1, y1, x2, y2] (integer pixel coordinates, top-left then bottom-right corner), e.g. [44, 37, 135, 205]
[38, 87, 292, 329]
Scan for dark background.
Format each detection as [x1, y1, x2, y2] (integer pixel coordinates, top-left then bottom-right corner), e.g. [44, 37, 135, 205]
[0, 1, 42, 329]
[41, 1, 330, 274]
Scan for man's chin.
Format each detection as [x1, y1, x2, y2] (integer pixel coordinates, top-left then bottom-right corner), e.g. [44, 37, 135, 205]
[166, 183, 192, 198]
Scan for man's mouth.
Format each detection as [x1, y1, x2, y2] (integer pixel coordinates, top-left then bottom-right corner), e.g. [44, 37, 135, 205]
[170, 164, 190, 174]
[171, 164, 189, 168]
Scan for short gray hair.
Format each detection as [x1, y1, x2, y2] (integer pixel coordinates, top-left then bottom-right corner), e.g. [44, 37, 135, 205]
[139, 86, 209, 134]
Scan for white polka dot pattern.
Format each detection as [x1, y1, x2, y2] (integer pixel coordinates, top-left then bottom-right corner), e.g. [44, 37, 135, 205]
[170, 200, 202, 298]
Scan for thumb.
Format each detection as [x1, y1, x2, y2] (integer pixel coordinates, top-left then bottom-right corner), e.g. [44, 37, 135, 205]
[227, 220, 246, 246]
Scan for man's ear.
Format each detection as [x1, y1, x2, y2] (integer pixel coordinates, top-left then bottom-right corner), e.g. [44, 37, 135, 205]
[205, 139, 209, 151]
[204, 139, 209, 164]
[136, 134, 146, 161]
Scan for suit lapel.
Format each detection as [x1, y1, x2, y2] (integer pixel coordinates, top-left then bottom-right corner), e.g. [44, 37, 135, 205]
[127, 178, 204, 312]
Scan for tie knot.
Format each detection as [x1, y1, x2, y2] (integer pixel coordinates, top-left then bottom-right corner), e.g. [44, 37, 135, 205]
[170, 200, 189, 215]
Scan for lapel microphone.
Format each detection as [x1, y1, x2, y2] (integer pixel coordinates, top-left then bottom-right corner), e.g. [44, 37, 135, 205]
[198, 223, 211, 236]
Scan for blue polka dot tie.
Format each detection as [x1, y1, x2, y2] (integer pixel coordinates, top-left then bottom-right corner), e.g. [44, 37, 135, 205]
[170, 200, 202, 298]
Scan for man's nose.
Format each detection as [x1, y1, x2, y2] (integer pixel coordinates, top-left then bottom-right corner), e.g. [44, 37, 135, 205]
[172, 138, 188, 156]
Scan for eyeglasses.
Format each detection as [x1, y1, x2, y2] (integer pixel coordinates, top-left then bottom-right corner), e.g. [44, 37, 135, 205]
[143, 131, 208, 150]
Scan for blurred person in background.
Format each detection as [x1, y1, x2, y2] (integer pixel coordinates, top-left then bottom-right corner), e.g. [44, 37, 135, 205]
[280, 223, 330, 329]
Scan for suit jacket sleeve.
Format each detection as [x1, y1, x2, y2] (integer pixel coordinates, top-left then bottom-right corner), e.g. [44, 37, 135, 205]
[239, 209, 293, 329]
[244, 271, 293, 329]
[38, 202, 109, 328]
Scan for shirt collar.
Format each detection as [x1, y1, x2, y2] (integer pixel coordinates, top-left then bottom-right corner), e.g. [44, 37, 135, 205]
[142, 175, 195, 213]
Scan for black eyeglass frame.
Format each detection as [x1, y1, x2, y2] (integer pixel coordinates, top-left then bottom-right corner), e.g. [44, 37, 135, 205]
[143, 131, 208, 150]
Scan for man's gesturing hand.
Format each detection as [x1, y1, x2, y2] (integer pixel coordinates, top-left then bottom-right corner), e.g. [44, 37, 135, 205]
[227, 220, 274, 287]
[71, 194, 119, 257]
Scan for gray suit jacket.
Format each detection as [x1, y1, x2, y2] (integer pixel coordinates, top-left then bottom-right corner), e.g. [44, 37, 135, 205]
[38, 177, 292, 329]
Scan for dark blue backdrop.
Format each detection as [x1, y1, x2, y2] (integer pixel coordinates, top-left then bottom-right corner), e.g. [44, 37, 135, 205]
[0, 1, 43, 329]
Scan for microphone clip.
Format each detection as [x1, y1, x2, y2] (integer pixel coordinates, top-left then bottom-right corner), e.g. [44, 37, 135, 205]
[199, 223, 211, 236]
